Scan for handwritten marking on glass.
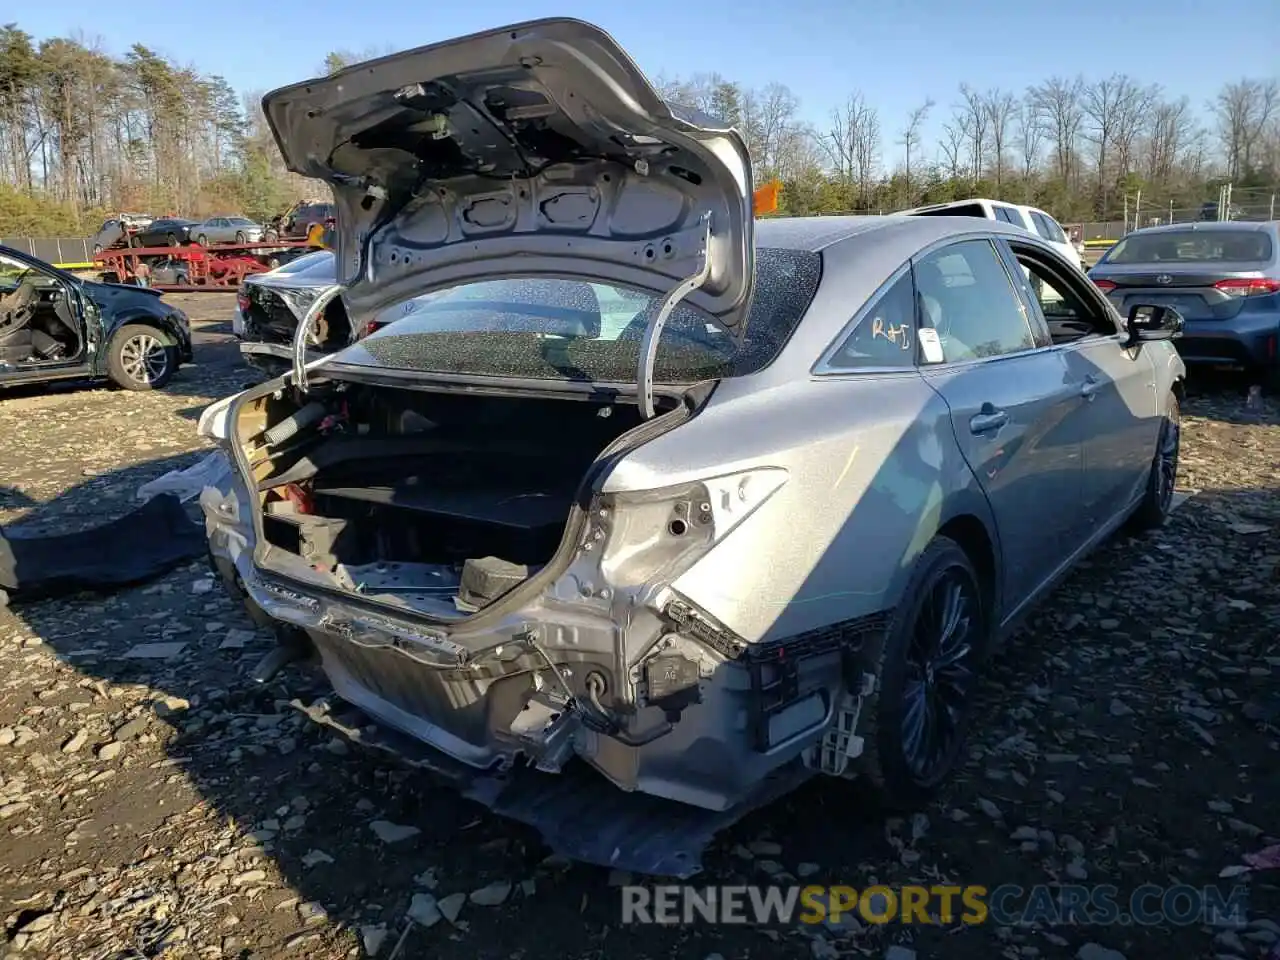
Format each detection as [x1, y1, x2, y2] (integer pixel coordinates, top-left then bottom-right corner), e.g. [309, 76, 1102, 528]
[872, 317, 913, 351]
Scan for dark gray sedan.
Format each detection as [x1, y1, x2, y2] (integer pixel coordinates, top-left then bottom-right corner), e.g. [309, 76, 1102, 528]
[1089, 221, 1280, 386]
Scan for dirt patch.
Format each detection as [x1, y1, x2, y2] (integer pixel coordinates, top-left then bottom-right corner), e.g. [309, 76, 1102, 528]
[1, 311, 1277, 959]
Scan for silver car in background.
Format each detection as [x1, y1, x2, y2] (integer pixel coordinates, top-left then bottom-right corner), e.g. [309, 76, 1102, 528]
[90, 213, 153, 253]
[193, 216, 264, 246]
[198, 18, 1187, 876]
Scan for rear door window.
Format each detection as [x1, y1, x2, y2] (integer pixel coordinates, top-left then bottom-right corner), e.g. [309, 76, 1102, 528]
[1041, 214, 1068, 243]
[994, 206, 1023, 226]
[1029, 212, 1055, 241]
[916, 239, 1039, 363]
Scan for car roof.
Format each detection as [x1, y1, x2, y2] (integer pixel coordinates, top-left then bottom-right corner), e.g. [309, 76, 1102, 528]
[756, 214, 1030, 252]
[1122, 220, 1277, 236]
[903, 197, 1013, 212]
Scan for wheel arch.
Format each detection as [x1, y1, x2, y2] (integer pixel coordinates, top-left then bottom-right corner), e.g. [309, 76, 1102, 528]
[105, 310, 182, 346]
[936, 512, 999, 626]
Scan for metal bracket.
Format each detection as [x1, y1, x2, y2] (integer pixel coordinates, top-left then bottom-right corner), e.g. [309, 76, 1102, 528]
[636, 215, 713, 419]
[291, 284, 345, 392]
[802, 673, 875, 778]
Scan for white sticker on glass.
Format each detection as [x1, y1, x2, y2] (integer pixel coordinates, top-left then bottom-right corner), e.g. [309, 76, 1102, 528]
[918, 327, 944, 364]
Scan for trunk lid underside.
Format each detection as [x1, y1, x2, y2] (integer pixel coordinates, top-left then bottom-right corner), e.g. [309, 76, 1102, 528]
[260, 17, 756, 337]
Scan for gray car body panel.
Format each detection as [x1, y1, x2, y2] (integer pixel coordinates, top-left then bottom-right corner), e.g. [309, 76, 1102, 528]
[259, 18, 756, 336]
[201, 210, 1184, 873]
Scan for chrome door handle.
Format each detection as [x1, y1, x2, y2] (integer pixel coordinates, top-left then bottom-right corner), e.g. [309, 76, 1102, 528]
[969, 410, 1009, 434]
[1081, 375, 1103, 400]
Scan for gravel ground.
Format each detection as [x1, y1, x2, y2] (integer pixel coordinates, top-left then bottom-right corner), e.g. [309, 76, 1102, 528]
[1, 292, 1278, 960]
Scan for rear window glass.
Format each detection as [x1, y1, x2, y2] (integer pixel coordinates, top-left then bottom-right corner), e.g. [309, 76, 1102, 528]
[274, 251, 333, 275]
[1105, 230, 1273, 264]
[1037, 213, 1067, 244]
[909, 203, 988, 220]
[337, 247, 821, 384]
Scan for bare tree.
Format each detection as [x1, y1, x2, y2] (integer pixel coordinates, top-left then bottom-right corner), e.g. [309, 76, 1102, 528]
[820, 93, 880, 205]
[1143, 93, 1196, 181]
[1030, 76, 1085, 186]
[1082, 74, 1151, 208]
[939, 116, 969, 181]
[898, 98, 933, 187]
[1016, 96, 1044, 181]
[983, 89, 1018, 191]
[1215, 78, 1280, 178]
[1112, 79, 1157, 181]
[740, 81, 801, 179]
[958, 84, 988, 178]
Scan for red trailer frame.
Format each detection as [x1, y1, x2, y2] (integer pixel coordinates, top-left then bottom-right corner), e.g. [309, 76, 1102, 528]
[93, 240, 316, 291]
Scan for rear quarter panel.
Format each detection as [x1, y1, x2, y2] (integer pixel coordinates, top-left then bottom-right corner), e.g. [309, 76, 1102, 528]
[84, 284, 190, 368]
[604, 372, 994, 644]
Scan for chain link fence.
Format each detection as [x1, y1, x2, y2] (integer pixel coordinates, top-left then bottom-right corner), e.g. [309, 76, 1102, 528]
[1088, 186, 1279, 240]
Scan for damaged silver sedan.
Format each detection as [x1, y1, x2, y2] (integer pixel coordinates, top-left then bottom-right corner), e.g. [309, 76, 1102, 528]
[198, 18, 1187, 876]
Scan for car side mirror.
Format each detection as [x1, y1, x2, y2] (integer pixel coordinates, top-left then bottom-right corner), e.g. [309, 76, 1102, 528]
[1124, 303, 1184, 348]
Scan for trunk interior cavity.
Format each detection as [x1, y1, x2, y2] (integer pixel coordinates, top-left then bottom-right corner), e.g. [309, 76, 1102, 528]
[232, 378, 678, 619]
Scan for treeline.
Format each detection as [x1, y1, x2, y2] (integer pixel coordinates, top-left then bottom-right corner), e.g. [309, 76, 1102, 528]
[0, 23, 316, 234]
[1, 22, 1277, 236]
[652, 72, 1280, 222]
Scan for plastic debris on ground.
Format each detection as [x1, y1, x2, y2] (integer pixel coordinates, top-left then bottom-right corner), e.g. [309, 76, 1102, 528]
[1219, 843, 1280, 877]
[135, 451, 231, 503]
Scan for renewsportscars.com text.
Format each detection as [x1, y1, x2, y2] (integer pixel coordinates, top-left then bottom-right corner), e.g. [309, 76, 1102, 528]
[620, 883, 1250, 928]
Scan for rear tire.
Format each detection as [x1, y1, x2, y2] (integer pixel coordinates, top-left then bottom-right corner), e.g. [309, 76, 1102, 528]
[1129, 392, 1181, 531]
[860, 536, 988, 807]
[106, 324, 178, 391]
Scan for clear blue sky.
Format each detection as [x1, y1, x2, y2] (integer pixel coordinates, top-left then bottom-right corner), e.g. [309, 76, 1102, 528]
[17, 0, 1278, 166]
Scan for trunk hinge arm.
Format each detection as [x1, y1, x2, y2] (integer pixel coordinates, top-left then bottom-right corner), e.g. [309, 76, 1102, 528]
[637, 214, 713, 419]
[291, 284, 346, 392]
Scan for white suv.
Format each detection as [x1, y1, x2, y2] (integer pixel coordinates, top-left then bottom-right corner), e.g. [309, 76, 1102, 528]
[897, 198, 1083, 269]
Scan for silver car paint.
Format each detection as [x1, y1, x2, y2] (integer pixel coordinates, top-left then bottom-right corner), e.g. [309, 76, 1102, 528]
[194, 217, 265, 245]
[201, 213, 1184, 870]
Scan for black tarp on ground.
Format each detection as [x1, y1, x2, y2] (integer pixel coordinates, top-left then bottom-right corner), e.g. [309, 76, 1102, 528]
[0, 493, 206, 603]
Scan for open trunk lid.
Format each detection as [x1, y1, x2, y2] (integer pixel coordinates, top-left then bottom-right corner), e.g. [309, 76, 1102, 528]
[260, 18, 756, 339]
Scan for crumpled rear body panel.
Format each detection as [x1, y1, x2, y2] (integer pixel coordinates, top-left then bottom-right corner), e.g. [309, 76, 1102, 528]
[289, 693, 809, 877]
